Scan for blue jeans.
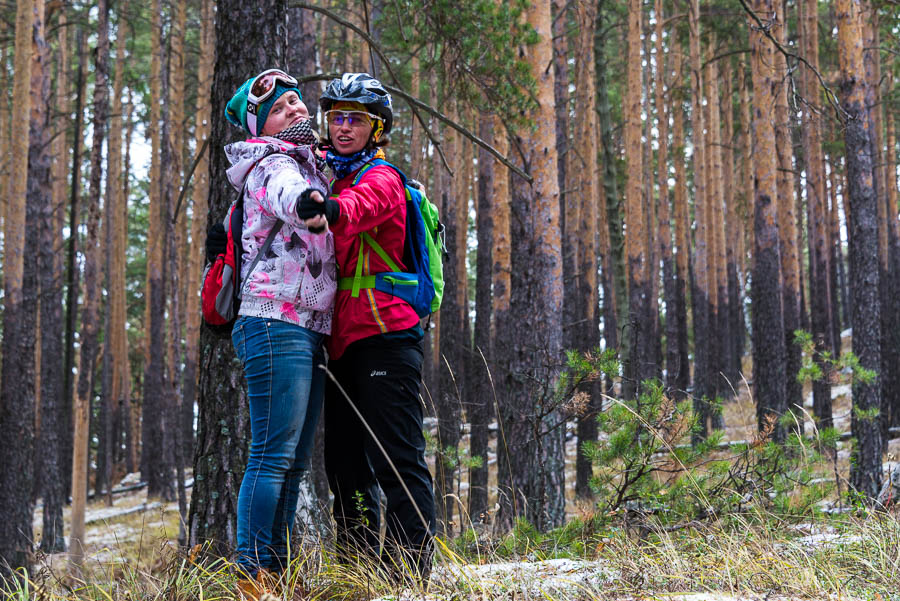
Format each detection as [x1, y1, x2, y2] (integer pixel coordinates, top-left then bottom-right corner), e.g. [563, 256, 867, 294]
[232, 316, 325, 575]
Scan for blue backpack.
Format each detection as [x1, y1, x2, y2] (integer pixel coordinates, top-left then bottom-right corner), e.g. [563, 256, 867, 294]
[337, 159, 445, 317]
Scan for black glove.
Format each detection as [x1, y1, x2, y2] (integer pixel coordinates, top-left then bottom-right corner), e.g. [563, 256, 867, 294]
[297, 188, 328, 219]
[205, 223, 227, 263]
[307, 199, 341, 234]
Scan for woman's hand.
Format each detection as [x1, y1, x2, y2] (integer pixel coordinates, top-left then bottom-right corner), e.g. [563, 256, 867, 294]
[298, 189, 328, 233]
[298, 189, 340, 232]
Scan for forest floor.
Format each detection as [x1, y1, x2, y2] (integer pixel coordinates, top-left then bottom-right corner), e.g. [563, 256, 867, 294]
[26, 342, 900, 600]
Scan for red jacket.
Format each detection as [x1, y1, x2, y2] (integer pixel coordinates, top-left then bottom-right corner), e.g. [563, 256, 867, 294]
[327, 163, 421, 359]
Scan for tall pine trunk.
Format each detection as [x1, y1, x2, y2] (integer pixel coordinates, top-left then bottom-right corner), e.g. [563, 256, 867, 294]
[71, 0, 110, 565]
[749, 0, 787, 443]
[436, 96, 464, 536]
[574, 0, 600, 499]
[670, 49, 691, 401]
[0, 0, 36, 577]
[498, 0, 565, 532]
[802, 0, 834, 430]
[596, 5, 624, 374]
[623, 0, 648, 398]
[470, 115, 494, 521]
[837, 0, 883, 499]
[690, 0, 712, 441]
[40, 3, 68, 553]
[773, 3, 802, 428]
[188, 0, 288, 554]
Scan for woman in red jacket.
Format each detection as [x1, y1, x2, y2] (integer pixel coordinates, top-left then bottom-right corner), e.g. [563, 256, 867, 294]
[298, 73, 435, 583]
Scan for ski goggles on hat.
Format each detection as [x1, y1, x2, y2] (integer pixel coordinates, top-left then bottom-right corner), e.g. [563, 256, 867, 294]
[246, 69, 299, 134]
[324, 110, 381, 128]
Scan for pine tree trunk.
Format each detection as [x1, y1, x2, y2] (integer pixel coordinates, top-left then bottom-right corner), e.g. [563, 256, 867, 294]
[573, 0, 600, 500]
[143, 0, 175, 501]
[62, 31, 88, 501]
[657, 21, 676, 395]
[837, 0, 883, 499]
[184, 0, 214, 488]
[71, 0, 110, 565]
[707, 55, 728, 415]
[123, 95, 138, 475]
[623, 0, 648, 398]
[498, 0, 565, 532]
[670, 49, 691, 401]
[0, 0, 36, 577]
[690, 0, 712, 441]
[98, 5, 129, 503]
[40, 4, 69, 553]
[596, 6, 625, 370]
[884, 64, 900, 430]
[436, 97, 464, 536]
[470, 115, 494, 521]
[827, 154, 844, 357]
[720, 60, 742, 390]
[188, 0, 290, 554]
[802, 0, 834, 431]
[168, 0, 190, 529]
[772, 3, 802, 427]
[749, 0, 787, 443]
[0, 18, 8, 232]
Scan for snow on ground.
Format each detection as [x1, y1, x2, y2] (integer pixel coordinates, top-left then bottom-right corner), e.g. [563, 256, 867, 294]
[369, 558, 617, 601]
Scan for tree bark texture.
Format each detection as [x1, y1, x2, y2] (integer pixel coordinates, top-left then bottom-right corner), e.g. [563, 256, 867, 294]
[884, 64, 900, 430]
[143, 0, 176, 501]
[497, 0, 565, 532]
[71, 0, 111, 566]
[670, 49, 691, 401]
[39, 1, 67, 553]
[749, 0, 788, 443]
[771, 4, 802, 428]
[690, 0, 712, 441]
[721, 60, 743, 391]
[837, 0, 883, 499]
[188, 0, 289, 555]
[469, 115, 494, 521]
[802, 0, 834, 431]
[185, 0, 215, 492]
[436, 97, 464, 536]
[62, 32, 88, 502]
[623, 0, 649, 398]
[595, 7, 625, 373]
[706, 55, 728, 414]
[574, 0, 600, 499]
[0, 0, 35, 577]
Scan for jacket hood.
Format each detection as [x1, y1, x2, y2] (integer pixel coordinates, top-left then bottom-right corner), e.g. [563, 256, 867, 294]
[224, 137, 321, 191]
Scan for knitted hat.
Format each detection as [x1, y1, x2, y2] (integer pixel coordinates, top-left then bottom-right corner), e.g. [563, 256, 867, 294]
[225, 76, 302, 136]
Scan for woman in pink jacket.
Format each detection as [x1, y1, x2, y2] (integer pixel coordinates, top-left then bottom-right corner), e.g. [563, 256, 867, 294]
[223, 69, 336, 585]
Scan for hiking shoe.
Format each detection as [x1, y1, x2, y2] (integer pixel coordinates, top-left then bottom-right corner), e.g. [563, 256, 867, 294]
[236, 568, 279, 600]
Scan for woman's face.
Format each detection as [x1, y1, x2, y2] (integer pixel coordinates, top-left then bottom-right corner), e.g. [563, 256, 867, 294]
[328, 111, 374, 155]
[261, 91, 309, 136]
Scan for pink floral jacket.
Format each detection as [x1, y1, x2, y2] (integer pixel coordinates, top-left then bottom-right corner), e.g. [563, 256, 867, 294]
[224, 137, 337, 334]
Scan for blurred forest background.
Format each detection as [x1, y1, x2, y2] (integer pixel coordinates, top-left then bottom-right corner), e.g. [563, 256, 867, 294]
[0, 0, 899, 583]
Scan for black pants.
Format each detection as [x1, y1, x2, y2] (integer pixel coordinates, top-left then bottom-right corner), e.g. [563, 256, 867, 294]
[324, 336, 435, 579]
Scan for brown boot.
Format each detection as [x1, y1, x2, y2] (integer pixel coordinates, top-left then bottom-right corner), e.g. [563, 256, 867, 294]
[236, 569, 279, 600]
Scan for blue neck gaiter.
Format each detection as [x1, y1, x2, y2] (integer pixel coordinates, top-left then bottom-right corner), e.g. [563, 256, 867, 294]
[326, 147, 378, 180]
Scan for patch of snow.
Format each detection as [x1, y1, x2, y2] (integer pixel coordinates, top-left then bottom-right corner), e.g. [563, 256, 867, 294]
[369, 558, 616, 600]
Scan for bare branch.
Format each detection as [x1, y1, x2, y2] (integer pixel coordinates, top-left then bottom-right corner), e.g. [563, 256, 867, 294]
[736, 0, 850, 122]
[296, 72, 532, 182]
[292, 1, 452, 175]
[171, 137, 210, 225]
